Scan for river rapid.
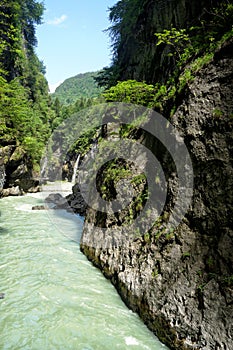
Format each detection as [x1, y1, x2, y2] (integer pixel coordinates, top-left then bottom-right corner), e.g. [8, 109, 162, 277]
[0, 190, 169, 350]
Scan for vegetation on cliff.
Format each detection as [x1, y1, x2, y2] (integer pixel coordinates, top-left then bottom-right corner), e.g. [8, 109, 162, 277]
[100, 0, 233, 116]
[0, 0, 54, 168]
[97, 0, 233, 88]
[81, 1, 233, 349]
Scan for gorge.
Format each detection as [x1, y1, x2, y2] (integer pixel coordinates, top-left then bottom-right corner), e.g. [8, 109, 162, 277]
[1, 0, 233, 349]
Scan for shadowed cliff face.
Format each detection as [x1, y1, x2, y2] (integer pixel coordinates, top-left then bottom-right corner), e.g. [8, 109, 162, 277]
[107, 0, 220, 85]
[80, 39, 233, 350]
[0, 146, 40, 197]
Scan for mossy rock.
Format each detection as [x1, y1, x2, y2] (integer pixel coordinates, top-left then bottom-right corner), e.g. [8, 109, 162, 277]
[10, 147, 25, 162]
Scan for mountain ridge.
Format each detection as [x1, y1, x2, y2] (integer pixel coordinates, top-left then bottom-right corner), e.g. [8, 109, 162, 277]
[52, 70, 104, 104]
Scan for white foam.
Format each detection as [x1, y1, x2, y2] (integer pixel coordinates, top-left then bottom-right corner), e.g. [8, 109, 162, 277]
[15, 204, 34, 212]
[125, 336, 139, 346]
[25, 192, 43, 199]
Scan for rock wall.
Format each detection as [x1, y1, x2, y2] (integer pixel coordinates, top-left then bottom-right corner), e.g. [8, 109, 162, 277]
[0, 145, 40, 197]
[80, 39, 233, 349]
[110, 0, 219, 85]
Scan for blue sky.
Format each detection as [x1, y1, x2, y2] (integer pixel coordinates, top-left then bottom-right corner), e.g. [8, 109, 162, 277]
[36, 1, 116, 92]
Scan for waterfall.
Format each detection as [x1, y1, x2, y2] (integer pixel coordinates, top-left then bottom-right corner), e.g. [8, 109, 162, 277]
[0, 165, 5, 190]
[40, 155, 48, 181]
[71, 154, 80, 184]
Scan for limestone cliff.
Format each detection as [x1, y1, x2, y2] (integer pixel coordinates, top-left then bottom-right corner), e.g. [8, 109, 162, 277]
[102, 0, 224, 87]
[80, 38, 233, 349]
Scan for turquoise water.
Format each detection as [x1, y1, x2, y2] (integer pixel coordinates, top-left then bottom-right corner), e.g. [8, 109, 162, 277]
[0, 193, 169, 350]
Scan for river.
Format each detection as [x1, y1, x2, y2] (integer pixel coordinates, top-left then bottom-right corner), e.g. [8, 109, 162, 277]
[0, 190, 169, 350]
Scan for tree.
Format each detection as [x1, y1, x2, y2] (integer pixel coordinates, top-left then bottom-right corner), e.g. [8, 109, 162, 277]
[0, 0, 53, 169]
[103, 80, 156, 107]
[155, 28, 190, 60]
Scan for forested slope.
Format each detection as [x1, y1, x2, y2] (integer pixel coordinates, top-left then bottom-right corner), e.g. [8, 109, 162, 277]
[52, 71, 104, 105]
[0, 0, 54, 194]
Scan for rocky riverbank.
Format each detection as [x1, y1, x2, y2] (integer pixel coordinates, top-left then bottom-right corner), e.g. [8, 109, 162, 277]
[0, 145, 40, 197]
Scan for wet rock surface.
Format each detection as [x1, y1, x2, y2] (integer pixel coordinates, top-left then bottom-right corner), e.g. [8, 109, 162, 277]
[66, 183, 87, 216]
[44, 188, 87, 215]
[45, 193, 69, 209]
[32, 205, 47, 210]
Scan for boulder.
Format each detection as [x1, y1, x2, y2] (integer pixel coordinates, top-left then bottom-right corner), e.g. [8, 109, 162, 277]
[32, 205, 47, 210]
[1, 186, 22, 197]
[45, 193, 69, 209]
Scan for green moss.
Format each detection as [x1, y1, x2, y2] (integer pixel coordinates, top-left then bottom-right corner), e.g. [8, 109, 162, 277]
[213, 108, 224, 118]
[9, 147, 25, 162]
[143, 232, 151, 243]
[197, 283, 206, 292]
[207, 256, 214, 266]
[131, 173, 146, 185]
[151, 268, 159, 278]
[182, 252, 191, 259]
[221, 275, 233, 286]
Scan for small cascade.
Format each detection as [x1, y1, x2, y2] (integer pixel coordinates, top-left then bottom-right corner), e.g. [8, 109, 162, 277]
[90, 141, 98, 159]
[71, 154, 80, 184]
[0, 165, 5, 190]
[40, 155, 48, 181]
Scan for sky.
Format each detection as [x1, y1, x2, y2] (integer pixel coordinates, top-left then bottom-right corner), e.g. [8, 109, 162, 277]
[36, 0, 117, 92]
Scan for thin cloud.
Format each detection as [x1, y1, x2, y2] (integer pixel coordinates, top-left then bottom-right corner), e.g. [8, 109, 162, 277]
[47, 14, 68, 26]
